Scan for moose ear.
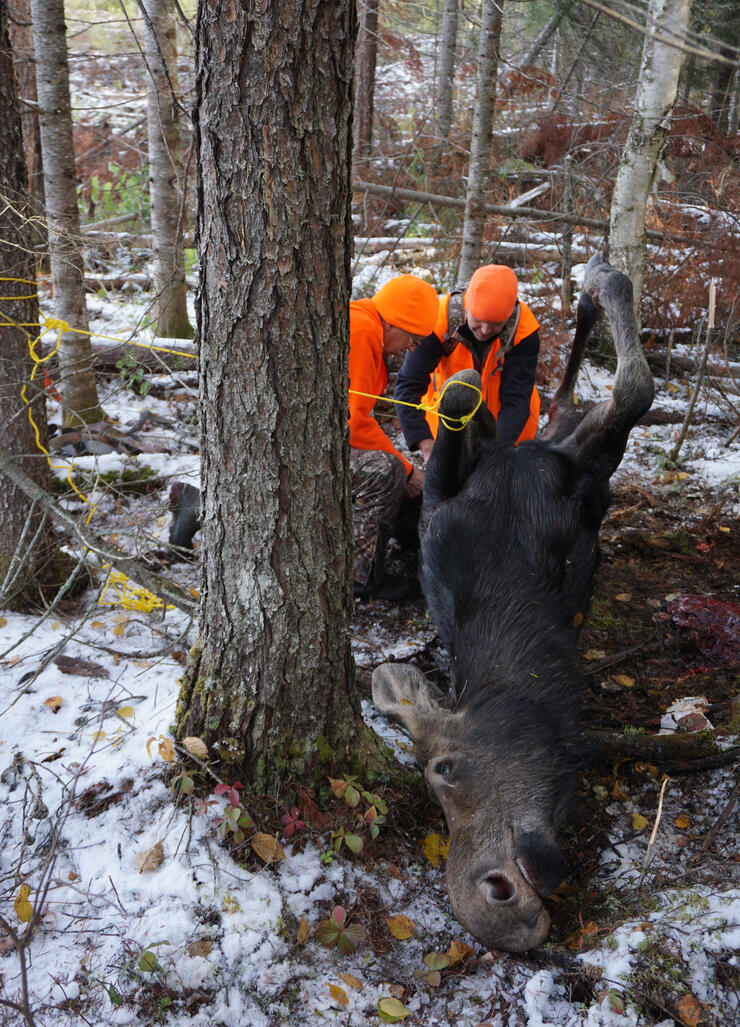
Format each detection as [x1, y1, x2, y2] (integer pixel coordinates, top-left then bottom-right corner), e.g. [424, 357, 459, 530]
[371, 663, 446, 739]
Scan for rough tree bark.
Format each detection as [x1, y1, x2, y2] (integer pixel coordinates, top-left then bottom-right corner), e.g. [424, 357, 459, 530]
[30, 0, 103, 427]
[436, 0, 459, 142]
[142, 0, 192, 339]
[176, 0, 380, 791]
[353, 0, 378, 166]
[608, 0, 691, 318]
[459, 0, 503, 282]
[8, 0, 46, 255]
[0, 0, 60, 603]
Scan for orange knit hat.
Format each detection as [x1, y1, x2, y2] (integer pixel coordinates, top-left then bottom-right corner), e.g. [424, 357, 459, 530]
[373, 275, 439, 336]
[464, 265, 518, 323]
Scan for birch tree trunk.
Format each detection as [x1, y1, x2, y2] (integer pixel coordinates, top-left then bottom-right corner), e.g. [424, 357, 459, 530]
[142, 0, 192, 339]
[436, 0, 459, 142]
[608, 0, 691, 318]
[30, 0, 103, 427]
[0, 1, 60, 604]
[176, 0, 379, 791]
[459, 0, 503, 282]
[353, 0, 378, 166]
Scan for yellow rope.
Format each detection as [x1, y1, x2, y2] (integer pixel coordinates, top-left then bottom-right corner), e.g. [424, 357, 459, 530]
[2, 279, 176, 609]
[350, 376, 484, 431]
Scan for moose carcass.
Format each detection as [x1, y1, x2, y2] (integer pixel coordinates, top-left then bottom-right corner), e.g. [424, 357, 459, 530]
[372, 255, 654, 952]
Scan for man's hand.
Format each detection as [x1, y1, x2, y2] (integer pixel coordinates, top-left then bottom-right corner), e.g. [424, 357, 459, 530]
[417, 438, 434, 464]
[405, 466, 424, 498]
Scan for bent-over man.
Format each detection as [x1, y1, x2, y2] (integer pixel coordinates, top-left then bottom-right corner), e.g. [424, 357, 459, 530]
[394, 264, 540, 462]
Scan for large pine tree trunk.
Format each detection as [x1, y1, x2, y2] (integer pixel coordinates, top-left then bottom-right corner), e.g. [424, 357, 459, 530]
[176, 0, 372, 791]
[436, 0, 459, 142]
[353, 0, 378, 166]
[0, 1, 59, 603]
[608, 0, 691, 318]
[459, 0, 503, 282]
[30, 0, 103, 427]
[142, 0, 192, 339]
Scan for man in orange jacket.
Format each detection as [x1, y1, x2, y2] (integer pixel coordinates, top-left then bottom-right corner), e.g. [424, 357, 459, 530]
[394, 264, 541, 461]
[169, 274, 438, 603]
[349, 274, 439, 601]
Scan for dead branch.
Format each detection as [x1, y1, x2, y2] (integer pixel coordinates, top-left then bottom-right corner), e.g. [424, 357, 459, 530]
[586, 730, 740, 772]
[352, 178, 731, 249]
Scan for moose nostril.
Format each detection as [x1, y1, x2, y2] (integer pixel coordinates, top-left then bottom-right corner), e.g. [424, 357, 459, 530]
[484, 873, 514, 902]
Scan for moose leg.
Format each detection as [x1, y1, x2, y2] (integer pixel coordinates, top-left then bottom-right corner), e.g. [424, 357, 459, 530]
[422, 370, 495, 518]
[542, 253, 603, 445]
[550, 257, 654, 481]
[566, 260, 654, 479]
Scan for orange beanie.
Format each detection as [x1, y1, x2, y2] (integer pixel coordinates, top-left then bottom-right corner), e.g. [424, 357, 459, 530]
[464, 265, 518, 323]
[373, 275, 439, 336]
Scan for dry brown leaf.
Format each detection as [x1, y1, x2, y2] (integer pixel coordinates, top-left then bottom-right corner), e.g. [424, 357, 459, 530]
[676, 994, 706, 1027]
[136, 841, 164, 873]
[188, 939, 213, 958]
[447, 939, 474, 966]
[43, 696, 63, 712]
[615, 674, 635, 688]
[583, 649, 607, 661]
[675, 814, 690, 829]
[422, 832, 450, 868]
[183, 736, 209, 760]
[113, 623, 126, 638]
[250, 832, 285, 864]
[296, 916, 310, 945]
[0, 616, 6, 628]
[339, 972, 363, 991]
[615, 593, 631, 602]
[386, 914, 416, 940]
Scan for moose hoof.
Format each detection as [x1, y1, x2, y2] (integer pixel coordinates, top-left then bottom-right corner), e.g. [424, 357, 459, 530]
[439, 369, 483, 422]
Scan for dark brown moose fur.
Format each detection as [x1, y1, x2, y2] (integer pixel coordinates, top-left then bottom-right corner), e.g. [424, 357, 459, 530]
[373, 255, 654, 952]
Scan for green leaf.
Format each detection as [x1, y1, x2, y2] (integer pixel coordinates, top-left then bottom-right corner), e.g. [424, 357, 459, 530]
[423, 952, 450, 971]
[377, 996, 411, 1021]
[344, 784, 360, 808]
[337, 923, 366, 955]
[315, 922, 341, 948]
[344, 833, 364, 854]
[137, 950, 160, 973]
[107, 984, 123, 1008]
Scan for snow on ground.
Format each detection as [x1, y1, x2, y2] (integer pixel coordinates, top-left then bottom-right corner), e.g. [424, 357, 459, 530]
[3, 274, 738, 1024]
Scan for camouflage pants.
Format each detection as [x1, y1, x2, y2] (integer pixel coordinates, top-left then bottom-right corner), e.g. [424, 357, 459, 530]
[351, 449, 406, 585]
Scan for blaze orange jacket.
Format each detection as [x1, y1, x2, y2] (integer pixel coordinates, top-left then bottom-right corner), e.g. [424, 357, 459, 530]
[348, 299, 412, 475]
[398, 292, 540, 444]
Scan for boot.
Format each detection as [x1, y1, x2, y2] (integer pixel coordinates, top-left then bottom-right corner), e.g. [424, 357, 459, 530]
[169, 482, 201, 551]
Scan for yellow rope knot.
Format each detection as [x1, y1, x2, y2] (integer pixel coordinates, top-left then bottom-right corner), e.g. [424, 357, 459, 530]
[41, 315, 71, 334]
[349, 379, 484, 432]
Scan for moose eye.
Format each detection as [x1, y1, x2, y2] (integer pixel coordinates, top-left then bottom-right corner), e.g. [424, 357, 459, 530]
[433, 759, 453, 779]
